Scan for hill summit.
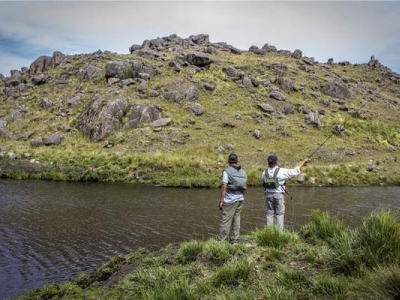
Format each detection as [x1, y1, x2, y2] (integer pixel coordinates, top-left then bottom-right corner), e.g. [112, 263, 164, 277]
[1, 33, 400, 187]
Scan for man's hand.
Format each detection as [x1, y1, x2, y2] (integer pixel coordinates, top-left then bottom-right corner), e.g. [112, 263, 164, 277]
[302, 158, 311, 166]
[219, 200, 224, 210]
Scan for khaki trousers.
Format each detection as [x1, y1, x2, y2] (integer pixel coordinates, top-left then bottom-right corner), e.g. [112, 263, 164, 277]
[218, 201, 243, 243]
[266, 192, 285, 231]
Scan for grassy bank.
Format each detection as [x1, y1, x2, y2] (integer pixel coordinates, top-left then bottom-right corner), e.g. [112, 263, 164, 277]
[12, 209, 400, 300]
[1, 148, 400, 187]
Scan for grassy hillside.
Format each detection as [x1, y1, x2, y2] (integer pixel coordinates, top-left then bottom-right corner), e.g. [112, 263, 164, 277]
[12, 210, 400, 299]
[1, 34, 400, 187]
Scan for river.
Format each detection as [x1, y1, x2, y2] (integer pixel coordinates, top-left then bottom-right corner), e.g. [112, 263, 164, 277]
[1, 179, 400, 299]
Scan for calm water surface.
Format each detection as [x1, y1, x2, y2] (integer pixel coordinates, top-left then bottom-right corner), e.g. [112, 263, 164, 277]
[1, 179, 400, 299]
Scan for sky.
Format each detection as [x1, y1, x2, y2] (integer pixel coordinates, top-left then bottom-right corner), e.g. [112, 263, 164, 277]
[1, 1, 400, 77]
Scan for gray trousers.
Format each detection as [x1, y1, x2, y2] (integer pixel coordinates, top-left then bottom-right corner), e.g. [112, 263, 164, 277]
[218, 201, 243, 243]
[266, 192, 285, 231]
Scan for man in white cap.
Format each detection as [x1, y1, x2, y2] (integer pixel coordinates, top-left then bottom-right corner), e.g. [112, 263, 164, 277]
[261, 155, 310, 230]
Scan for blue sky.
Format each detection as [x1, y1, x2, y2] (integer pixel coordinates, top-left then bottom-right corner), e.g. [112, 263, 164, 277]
[1, 1, 400, 76]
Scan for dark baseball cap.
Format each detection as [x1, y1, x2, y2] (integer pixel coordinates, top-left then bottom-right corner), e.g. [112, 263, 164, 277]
[228, 153, 238, 162]
[267, 155, 278, 163]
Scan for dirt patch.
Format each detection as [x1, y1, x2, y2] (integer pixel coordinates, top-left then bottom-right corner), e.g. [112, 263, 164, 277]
[100, 261, 141, 288]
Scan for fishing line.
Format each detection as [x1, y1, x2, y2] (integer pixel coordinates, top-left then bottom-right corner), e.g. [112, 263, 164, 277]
[307, 82, 391, 159]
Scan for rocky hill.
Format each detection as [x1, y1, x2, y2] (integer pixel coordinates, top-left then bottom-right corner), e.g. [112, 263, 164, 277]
[1, 33, 400, 186]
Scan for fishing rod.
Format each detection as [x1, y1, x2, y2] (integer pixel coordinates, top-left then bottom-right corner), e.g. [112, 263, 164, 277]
[307, 82, 391, 159]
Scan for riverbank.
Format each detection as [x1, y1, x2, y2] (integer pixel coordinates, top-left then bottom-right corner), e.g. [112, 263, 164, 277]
[1, 149, 400, 187]
[11, 209, 400, 300]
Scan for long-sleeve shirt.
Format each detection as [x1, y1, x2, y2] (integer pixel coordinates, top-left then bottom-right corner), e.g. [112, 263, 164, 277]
[261, 166, 301, 193]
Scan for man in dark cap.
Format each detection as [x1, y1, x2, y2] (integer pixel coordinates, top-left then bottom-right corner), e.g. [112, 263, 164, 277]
[218, 152, 247, 244]
[261, 155, 310, 230]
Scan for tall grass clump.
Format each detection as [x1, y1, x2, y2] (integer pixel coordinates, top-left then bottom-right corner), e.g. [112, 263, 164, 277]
[359, 265, 400, 300]
[253, 226, 298, 248]
[259, 283, 297, 300]
[15, 282, 81, 300]
[293, 242, 333, 267]
[144, 277, 195, 300]
[329, 230, 360, 275]
[120, 264, 200, 300]
[275, 268, 311, 295]
[311, 273, 350, 300]
[203, 239, 239, 265]
[327, 210, 400, 275]
[354, 210, 400, 268]
[213, 258, 253, 287]
[299, 209, 348, 246]
[178, 240, 204, 264]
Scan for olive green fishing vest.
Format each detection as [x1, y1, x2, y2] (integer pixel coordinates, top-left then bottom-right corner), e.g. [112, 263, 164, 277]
[224, 166, 247, 194]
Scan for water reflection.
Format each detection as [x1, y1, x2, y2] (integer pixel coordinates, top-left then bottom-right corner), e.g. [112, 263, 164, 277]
[1, 180, 399, 299]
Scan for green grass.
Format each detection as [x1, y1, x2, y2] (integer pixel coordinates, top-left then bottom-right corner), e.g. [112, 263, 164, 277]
[360, 265, 400, 300]
[213, 258, 253, 287]
[253, 225, 298, 248]
[178, 240, 205, 264]
[355, 210, 400, 268]
[299, 209, 347, 245]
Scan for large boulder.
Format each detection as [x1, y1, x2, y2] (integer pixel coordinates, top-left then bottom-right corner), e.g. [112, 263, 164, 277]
[29, 56, 54, 74]
[3, 72, 21, 87]
[29, 52, 65, 75]
[211, 42, 242, 54]
[44, 133, 64, 145]
[163, 80, 201, 103]
[185, 53, 214, 67]
[321, 82, 351, 99]
[269, 88, 286, 101]
[189, 34, 209, 45]
[105, 60, 134, 82]
[258, 103, 275, 113]
[31, 74, 51, 85]
[292, 49, 303, 59]
[222, 67, 243, 79]
[187, 103, 204, 116]
[77, 64, 102, 81]
[79, 95, 128, 141]
[125, 104, 161, 128]
[105, 60, 157, 83]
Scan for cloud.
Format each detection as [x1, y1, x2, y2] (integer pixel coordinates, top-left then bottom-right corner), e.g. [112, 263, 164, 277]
[0, 1, 399, 75]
